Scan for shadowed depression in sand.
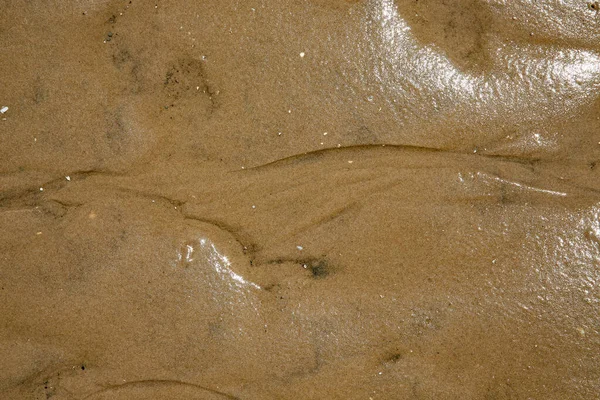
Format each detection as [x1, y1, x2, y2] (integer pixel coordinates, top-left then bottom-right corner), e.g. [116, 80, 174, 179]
[1, 0, 600, 399]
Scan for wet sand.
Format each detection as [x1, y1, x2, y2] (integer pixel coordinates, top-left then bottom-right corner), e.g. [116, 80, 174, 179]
[1, 0, 600, 398]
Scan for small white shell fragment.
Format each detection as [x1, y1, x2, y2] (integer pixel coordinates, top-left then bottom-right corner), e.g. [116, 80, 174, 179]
[65, 176, 71, 181]
[299, 52, 305, 58]
[296, 245, 303, 251]
[0, 106, 8, 114]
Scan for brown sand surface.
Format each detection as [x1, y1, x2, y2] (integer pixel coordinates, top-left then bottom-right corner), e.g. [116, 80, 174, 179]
[1, 1, 600, 398]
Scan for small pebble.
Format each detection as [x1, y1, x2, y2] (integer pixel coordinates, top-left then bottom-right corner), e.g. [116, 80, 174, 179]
[299, 52, 305, 58]
[296, 245, 303, 251]
[0, 106, 8, 114]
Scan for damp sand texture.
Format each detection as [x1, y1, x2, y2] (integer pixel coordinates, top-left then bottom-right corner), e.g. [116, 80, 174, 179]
[1, 1, 600, 399]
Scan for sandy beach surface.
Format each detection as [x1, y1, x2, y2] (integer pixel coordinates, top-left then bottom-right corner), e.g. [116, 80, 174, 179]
[1, 1, 600, 398]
